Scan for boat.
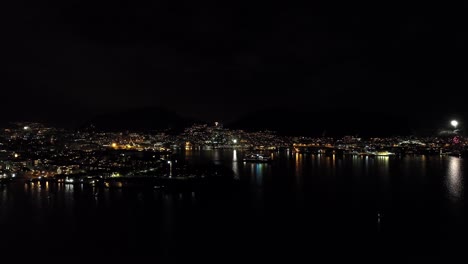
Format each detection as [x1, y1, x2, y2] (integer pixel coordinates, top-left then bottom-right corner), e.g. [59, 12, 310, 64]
[375, 151, 396, 156]
[343, 150, 360, 156]
[359, 151, 376, 157]
[243, 153, 272, 163]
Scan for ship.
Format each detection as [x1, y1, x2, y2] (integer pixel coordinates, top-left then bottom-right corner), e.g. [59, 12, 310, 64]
[375, 151, 396, 156]
[243, 153, 272, 163]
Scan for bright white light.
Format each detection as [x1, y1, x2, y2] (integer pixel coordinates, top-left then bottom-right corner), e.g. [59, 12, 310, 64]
[451, 120, 458, 128]
[23, 126, 30, 130]
[232, 139, 237, 144]
[12, 174, 16, 178]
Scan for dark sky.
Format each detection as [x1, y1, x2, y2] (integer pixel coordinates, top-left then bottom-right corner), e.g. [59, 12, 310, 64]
[2, 2, 468, 124]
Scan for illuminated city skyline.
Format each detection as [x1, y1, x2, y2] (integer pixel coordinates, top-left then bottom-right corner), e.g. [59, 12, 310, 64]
[2, 3, 467, 261]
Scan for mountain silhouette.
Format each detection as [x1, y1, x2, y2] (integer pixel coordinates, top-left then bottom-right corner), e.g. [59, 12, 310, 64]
[226, 107, 414, 137]
[82, 107, 193, 133]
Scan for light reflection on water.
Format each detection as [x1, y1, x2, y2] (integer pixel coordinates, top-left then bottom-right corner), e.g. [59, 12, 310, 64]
[446, 156, 464, 201]
[183, 150, 467, 203]
[9, 151, 465, 209]
[295, 152, 302, 178]
[232, 149, 237, 162]
[0, 186, 7, 225]
[375, 156, 390, 178]
[232, 150, 239, 180]
[0, 149, 467, 257]
[245, 163, 265, 187]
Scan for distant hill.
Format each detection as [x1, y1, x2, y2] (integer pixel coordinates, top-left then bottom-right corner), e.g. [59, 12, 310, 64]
[0, 105, 194, 132]
[2, 103, 465, 137]
[226, 107, 414, 137]
[81, 107, 193, 133]
[0, 106, 90, 129]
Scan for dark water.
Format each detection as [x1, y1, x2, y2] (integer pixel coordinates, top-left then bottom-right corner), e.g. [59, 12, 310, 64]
[0, 150, 466, 262]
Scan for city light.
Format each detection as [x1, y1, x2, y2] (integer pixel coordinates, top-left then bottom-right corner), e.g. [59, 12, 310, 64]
[232, 139, 237, 144]
[167, 160, 173, 177]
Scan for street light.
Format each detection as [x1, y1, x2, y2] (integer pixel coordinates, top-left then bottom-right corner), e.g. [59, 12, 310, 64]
[167, 161, 172, 178]
[451, 120, 458, 129]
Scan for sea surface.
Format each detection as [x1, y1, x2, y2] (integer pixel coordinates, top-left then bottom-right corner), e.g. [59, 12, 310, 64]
[0, 149, 466, 262]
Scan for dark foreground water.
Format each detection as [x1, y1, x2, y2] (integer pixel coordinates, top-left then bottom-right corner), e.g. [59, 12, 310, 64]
[0, 150, 466, 262]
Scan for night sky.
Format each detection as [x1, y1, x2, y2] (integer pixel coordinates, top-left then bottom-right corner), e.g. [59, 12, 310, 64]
[2, 2, 468, 126]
